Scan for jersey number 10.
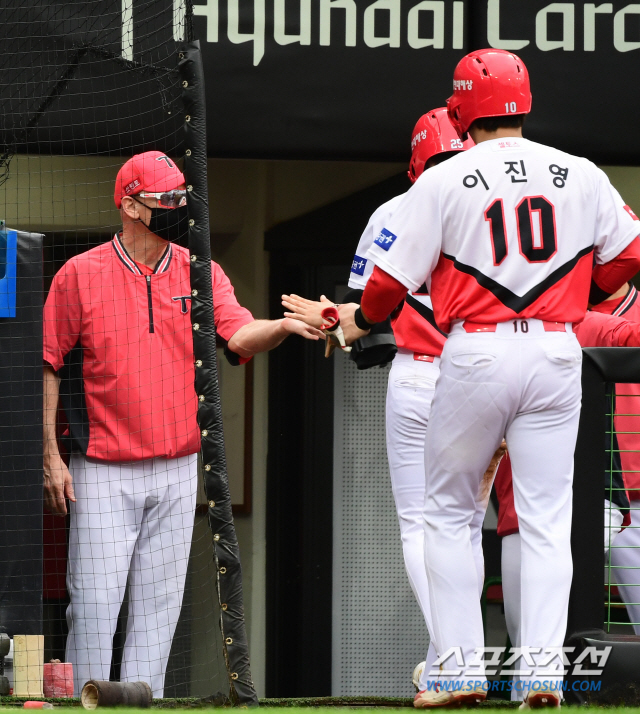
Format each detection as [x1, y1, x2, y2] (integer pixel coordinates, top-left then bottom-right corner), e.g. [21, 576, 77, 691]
[485, 196, 557, 266]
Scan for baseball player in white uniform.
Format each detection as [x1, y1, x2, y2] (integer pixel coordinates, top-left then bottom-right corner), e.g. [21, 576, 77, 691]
[283, 110, 509, 693]
[495, 309, 640, 700]
[334, 49, 640, 708]
[349, 110, 474, 691]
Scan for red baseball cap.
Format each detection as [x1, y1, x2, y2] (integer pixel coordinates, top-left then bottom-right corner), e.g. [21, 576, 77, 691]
[114, 151, 185, 208]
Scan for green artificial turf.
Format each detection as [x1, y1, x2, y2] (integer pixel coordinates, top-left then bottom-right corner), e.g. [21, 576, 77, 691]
[0, 702, 640, 714]
[3, 696, 640, 711]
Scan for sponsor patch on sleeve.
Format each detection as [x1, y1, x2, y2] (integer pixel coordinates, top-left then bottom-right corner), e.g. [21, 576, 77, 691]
[350, 255, 367, 276]
[373, 228, 397, 251]
[624, 205, 639, 221]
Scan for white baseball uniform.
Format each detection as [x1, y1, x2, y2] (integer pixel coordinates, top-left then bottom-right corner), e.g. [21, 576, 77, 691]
[349, 196, 489, 689]
[365, 137, 640, 689]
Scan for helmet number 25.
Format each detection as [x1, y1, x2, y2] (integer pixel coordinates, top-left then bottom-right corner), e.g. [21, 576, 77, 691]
[485, 196, 557, 266]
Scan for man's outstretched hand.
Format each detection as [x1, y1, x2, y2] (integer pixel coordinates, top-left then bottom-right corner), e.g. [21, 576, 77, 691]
[282, 294, 334, 329]
[280, 317, 325, 341]
[282, 294, 371, 345]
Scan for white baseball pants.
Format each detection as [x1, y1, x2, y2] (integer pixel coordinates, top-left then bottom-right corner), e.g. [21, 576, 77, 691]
[65, 453, 198, 696]
[424, 320, 582, 690]
[386, 350, 488, 689]
[610, 504, 640, 634]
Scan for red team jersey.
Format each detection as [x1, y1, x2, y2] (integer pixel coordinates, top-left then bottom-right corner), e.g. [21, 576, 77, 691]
[366, 138, 640, 332]
[591, 284, 640, 499]
[349, 195, 446, 357]
[496, 310, 640, 535]
[44, 235, 254, 462]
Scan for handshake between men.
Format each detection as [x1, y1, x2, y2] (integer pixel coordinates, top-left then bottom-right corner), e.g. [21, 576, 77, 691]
[282, 294, 371, 348]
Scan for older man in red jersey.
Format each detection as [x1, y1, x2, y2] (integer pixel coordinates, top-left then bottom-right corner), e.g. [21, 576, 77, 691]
[42, 152, 320, 696]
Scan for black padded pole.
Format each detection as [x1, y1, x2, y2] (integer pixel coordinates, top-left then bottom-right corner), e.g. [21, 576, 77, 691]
[567, 351, 607, 636]
[178, 41, 258, 707]
[0, 231, 43, 639]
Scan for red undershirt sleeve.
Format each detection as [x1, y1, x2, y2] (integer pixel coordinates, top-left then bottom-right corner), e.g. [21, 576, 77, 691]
[361, 265, 410, 324]
[590, 236, 640, 304]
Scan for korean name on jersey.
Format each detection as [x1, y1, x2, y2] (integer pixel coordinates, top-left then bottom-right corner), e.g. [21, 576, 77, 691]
[366, 138, 640, 332]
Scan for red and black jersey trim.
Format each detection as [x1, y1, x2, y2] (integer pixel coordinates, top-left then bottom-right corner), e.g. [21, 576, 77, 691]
[112, 233, 173, 275]
[153, 244, 173, 274]
[405, 294, 447, 337]
[442, 245, 594, 313]
[113, 233, 143, 274]
[613, 285, 638, 316]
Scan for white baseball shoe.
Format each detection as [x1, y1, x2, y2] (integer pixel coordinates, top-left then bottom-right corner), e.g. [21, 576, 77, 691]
[519, 686, 561, 709]
[412, 661, 426, 692]
[413, 683, 486, 708]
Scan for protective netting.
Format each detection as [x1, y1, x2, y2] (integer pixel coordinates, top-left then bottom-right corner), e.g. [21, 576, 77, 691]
[605, 388, 640, 635]
[0, 0, 242, 702]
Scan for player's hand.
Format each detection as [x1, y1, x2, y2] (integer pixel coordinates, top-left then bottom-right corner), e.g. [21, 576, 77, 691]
[44, 452, 76, 516]
[337, 302, 371, 345]
[280, 317, 325, 341]
[281, 294, 335, 329]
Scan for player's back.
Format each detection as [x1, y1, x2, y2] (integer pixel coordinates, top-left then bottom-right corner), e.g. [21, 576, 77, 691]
[430, 137, 633, 327]
[370, 136, 638, 332]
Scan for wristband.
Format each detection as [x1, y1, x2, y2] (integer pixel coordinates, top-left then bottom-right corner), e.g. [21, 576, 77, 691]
[354, 307, 373, 331]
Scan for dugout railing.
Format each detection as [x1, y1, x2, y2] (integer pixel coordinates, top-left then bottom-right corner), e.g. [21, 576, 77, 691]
[566, 347, 640, 702]
[570, 347, 640, 635]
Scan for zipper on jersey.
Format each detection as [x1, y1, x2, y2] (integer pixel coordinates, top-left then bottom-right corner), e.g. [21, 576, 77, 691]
[145, 276, 155, 333]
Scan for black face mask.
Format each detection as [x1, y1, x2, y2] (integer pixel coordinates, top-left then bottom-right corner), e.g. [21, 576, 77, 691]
[136, 202, 190, 245]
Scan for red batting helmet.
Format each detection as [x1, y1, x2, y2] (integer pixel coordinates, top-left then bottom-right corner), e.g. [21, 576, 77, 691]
[446, 49, 532, 138]
[408, 107, 474, 184]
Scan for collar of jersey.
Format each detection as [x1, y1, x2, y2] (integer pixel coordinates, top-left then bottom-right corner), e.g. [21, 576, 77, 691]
[612, 284, 638, 317]
[112, 233, 173, 276]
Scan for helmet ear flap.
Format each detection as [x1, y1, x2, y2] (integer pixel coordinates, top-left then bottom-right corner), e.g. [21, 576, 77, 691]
[408, 160, 417, 184]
